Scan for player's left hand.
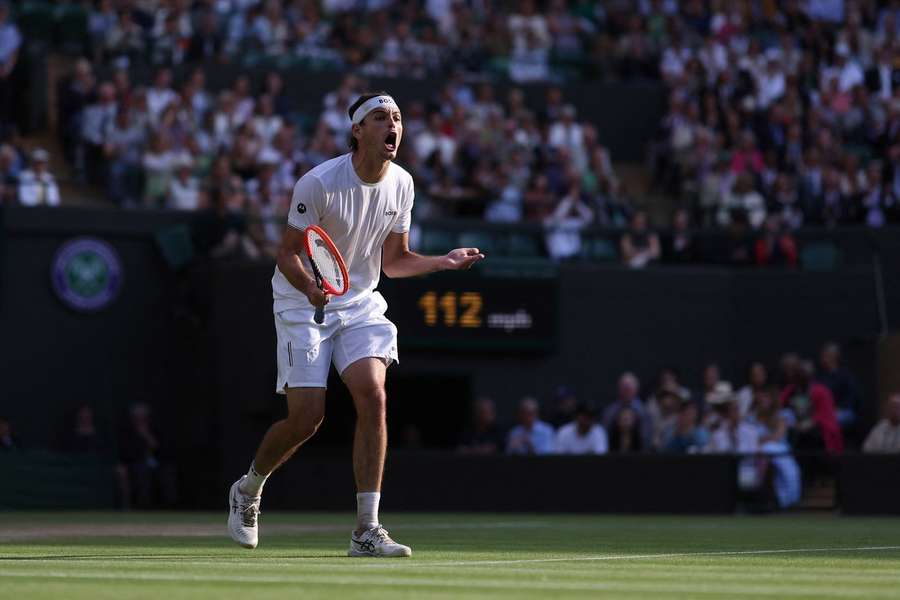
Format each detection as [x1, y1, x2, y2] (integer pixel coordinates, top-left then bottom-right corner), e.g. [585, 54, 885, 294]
[442, 248, 485, 270]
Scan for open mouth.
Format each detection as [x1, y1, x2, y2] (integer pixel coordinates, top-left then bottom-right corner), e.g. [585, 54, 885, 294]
[384, 132, 397, 152]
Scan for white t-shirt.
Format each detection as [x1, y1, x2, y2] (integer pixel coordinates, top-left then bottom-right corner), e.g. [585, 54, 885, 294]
[554, 423, 609, 455]
[272, 153, 414, 312]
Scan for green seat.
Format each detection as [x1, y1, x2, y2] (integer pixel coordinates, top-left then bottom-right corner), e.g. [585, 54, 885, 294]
[507, 232, 541, 257]
[16, 1, 55, 41]
[155, 224, 195, 270]
[458, 231, 497, 255]
[54, 3, 88, 54]
[420, 230, 455, 255]
[583, 237, 618, 262]
[800, 243, 841, 272]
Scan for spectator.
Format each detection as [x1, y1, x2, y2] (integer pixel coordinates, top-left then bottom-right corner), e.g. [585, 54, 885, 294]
[0, 142, 19, 204]
[705, 396, 759, 453]
[736, 362, 769, 418]
[58, 404, 111, 456]
[780, 360, 844, 454]
[608, 406, 645, 453]
[818, 341, 862, 429]
[543, 183, 593, 261]
[506, 397, 555, 455]
[665, 208, 695, 263]
[0, 1, 21, 137]
[546, 385, 579, 429]
[103, 105, 145, 207]
[81, 82, 119, 185]
[18, 149, 61, 207]
[754, 214, 798, 267]
[646, 385, 685, 451]
[457, 397, 505, 455]
[718, 173, 766, 229]
[116, 403, 177, 509]
[168, 157, 202, 211]
[662, 400, 709, 454]
[554, 404, 608, 455]
[862, 393, 900, 453]
[751, 388, 802, 508]
[620, 210, 661, 268]
[602, 372, 651, 447]
[0, 415, 19, 450]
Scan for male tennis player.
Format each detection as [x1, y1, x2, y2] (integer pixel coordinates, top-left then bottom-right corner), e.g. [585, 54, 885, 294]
[228, 92, 484, 557]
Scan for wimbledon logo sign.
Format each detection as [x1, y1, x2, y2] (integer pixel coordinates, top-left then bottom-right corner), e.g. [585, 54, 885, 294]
[51, 237, 123, 311]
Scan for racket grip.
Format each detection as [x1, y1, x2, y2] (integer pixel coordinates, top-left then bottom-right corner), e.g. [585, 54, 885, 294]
[314, 305, 325, 324]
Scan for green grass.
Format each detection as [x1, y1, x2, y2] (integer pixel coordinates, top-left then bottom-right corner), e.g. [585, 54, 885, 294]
[2, 512, 900, 599]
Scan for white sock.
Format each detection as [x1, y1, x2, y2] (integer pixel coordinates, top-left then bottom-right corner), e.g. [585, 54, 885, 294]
[356, 492, 381, 531]
[239, 462, 268, 497]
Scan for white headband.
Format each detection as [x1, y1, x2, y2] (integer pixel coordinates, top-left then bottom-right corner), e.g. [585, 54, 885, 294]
[351, 95, 399, 125]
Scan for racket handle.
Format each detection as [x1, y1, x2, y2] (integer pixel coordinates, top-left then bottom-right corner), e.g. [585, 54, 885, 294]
[314, 305, 325, 324]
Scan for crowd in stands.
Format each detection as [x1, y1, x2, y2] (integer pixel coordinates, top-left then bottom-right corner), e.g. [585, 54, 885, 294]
[0, 402, 177, 509]
[457, 341, 900, 508]
[653, 0, 900, 230]
[0, 0, 897, 262]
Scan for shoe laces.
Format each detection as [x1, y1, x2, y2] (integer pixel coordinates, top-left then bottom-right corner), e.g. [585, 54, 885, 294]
[238, 495, 261, 527]
[371, 525, 392, 543]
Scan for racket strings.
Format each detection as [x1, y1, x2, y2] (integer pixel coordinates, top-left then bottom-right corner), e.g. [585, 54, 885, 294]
[309, 233, 345, 291]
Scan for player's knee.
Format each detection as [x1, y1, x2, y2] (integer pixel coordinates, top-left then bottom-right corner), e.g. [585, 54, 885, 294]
[355, 388, 387, 422]
[286, 412, 324, 443]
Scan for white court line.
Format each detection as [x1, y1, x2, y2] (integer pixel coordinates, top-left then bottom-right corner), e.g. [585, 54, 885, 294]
[1, 565, 900, 597]
[368, 545, 900, 568]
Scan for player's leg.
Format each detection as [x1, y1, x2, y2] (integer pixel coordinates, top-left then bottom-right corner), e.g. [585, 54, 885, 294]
[340, 357, 410, 557]
[228, 388, 325, 549]
[229, 308, 333, 549]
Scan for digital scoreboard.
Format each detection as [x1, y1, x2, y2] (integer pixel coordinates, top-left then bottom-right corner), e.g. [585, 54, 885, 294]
[379, 269, 558, 352]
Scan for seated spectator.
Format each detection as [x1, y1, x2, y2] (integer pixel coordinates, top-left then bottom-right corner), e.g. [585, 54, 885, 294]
[602, 372, 651, 447]
[103, 105, 145, 207]
[751, 388, 802, 509]
[58, 404, 111, 456]
[17, 149, 60, 206]
[116, 403, 177, 509]
[862, 393, 900, 454]
[168, 157, 202, 211]
[457, 397, 505, 455]
[620, 210, 661, 268]
[546, 385, 579, 429]
[0, 416, 19, 450]
[818, 341, 862, 429]
[661, 400, 708, 454]
[736, 362, 769, 418]
[705, 396, 759, 453]
[665, 208, 695, 263]
[0, 0, 21, 135]
[754, 214, 798, 267]
[780, 360, 844, 454]
[506, 397, 555, 455]
[718, 173, 766, 229]
[0, 142, 20, 204]
[608, 406, 645, 453]
[702, 381, 735, 433]
[554, 404, 608, 455]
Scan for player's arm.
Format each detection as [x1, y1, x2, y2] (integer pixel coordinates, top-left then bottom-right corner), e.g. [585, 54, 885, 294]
[276, 226, 328, 307]
[381, 231, 484, 278]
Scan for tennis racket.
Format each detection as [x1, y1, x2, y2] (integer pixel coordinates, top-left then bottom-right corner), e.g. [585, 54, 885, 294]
[303, 225, 349, 324]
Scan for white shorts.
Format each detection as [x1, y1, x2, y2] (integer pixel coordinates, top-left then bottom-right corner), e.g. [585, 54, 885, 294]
[274, 291, 398, 392]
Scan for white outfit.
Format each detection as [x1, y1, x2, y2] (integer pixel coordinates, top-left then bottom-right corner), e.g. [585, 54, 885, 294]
[554, 423, 608, 455]
[272, 153, 414, 391]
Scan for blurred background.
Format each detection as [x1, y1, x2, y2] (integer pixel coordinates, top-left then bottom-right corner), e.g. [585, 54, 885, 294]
[0, 0, 899, 516]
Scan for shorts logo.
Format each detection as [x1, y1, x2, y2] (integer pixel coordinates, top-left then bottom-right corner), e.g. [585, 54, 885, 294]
[297, 203, 307, 214]
[51, 237, 123, 312]
[384, 210, 397, 216]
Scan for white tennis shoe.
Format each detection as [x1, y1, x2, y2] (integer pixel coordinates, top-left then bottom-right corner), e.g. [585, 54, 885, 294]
[228, 476, 261, 549]
[348, 525, 412, 557]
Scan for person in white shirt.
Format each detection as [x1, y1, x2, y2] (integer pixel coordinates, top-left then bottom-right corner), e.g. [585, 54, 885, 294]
[227, 91, 484, 558]
[555, 405, 608, 455]
[18, 148, 60, 207]
[863, 393, 900, 453]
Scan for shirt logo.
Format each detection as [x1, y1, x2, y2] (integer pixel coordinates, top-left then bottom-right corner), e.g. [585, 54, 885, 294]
[384, 210, 397, 217]
[297, 203, 306, 214]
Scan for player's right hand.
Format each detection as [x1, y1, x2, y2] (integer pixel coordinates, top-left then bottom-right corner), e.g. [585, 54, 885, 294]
[304, 285, 329, 308]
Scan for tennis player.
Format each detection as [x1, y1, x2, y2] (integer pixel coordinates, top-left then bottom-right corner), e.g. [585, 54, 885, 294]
[228, 92, 484, 557]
